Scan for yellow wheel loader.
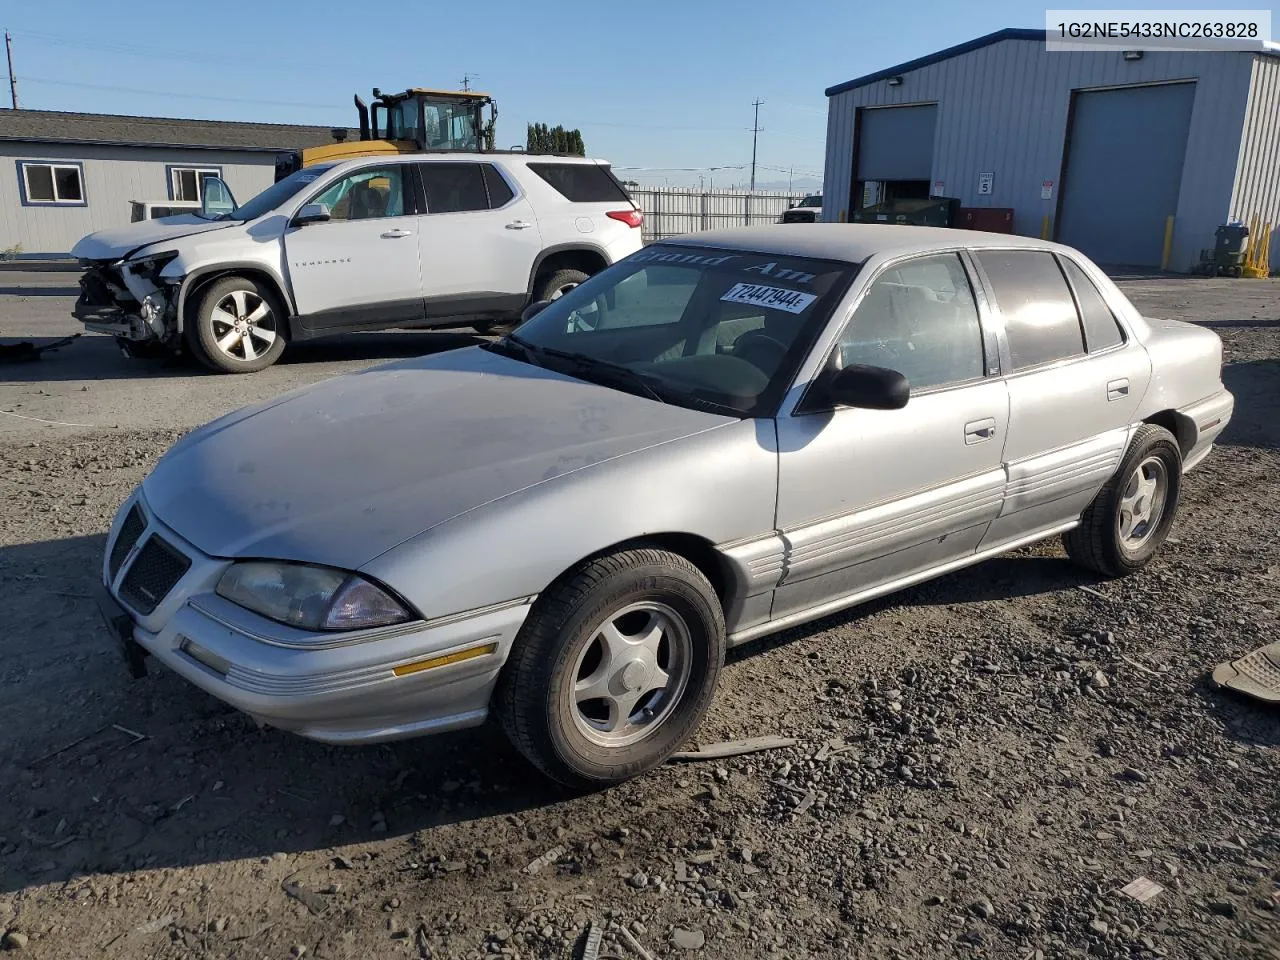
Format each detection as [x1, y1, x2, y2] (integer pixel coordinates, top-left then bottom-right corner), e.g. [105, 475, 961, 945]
[274, 88, 497, 181]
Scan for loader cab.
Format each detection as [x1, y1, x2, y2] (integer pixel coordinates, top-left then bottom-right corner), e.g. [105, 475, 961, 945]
[361, 88, 495, 153]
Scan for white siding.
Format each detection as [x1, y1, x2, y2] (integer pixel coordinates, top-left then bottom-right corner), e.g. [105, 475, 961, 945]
[823, 40, 1258, 271]
[1230, 54, 1280, 271]
[0, 143, 278, 256]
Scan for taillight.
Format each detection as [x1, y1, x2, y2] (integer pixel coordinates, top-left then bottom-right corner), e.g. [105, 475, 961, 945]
[607, 209, 643, 228]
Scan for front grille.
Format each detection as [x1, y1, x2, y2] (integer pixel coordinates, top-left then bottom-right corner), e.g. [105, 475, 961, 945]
[119, 536, 191, 615]
[108, 504, 146, 581]
[782, 210, 817, 223]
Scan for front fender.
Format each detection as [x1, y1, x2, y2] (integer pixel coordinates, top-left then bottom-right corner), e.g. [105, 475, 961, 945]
[169, 259, 294, 336]
[362, 418, 778, 622]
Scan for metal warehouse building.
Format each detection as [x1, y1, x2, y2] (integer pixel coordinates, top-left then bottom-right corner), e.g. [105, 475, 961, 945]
[822, 28, 1280, 272]
[0, 110, 354, 258]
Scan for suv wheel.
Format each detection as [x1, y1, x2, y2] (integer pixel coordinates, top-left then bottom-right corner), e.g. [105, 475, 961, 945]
[496, 547, 725, 789]
[188, 276, 286, 374]
[533, 268, 589, 305]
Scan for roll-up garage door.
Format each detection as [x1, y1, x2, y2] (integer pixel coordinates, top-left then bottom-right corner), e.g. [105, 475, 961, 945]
[856, 104, 938, 181]
[1057, 82, 1195, 268]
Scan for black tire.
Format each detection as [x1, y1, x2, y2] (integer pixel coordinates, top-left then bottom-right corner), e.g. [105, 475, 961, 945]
[531, 268, 589, 306]
[186, 276, 287, 374]
[1063, 424, 1182, 578]
[495, 547, 726, 789]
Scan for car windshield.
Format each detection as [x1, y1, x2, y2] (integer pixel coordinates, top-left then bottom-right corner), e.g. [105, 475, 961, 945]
[216, 165, 338, 221]
[799, 196, 822, 208]
[493, 245, 857, 417]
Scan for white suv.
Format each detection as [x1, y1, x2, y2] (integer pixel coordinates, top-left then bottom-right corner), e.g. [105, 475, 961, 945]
[71, 154, 645, 372]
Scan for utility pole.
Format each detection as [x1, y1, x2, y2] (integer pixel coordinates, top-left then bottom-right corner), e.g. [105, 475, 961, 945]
[5, 31, 17, 110]
[749, 98, 763, 191]
[788, 167, 794, 192]
[459, 73, 478, 92]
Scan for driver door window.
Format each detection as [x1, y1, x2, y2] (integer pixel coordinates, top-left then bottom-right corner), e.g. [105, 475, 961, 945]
[834, 253, 985, 392]
[310, 167, 408, 221]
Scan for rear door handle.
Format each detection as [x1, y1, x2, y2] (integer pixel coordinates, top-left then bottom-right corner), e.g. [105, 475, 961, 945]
[1107, 378, 1130, 402]
[381, 228, 413, 239]
[964, 417, 997, 444]
[505, 220, 533, 230]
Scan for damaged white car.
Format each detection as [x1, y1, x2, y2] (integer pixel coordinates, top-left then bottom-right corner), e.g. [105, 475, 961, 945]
[70, 155, 643, 372]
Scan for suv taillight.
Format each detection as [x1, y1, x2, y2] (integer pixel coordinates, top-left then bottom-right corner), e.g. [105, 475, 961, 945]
[607, 209, 643, 228]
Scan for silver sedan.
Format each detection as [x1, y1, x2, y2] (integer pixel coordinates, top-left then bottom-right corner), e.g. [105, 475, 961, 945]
[94, 225, 1234, 787]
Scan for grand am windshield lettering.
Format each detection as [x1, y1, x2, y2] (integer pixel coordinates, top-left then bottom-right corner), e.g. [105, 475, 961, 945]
[628, 250, 736, 266]
[630, 249, 819, 286]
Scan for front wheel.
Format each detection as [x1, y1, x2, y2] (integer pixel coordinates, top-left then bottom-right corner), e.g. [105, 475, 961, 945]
[495, 548, 726, 789]
[187, 276, 286, 374]
[1063, 424, 1182, 578]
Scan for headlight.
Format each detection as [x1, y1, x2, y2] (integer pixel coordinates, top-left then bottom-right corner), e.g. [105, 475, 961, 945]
[125, 250, 179, 279]
[216, 562, 413, 632]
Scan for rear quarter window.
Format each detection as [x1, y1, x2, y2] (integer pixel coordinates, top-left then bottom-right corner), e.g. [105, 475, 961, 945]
[977, 250, 1086, 371]
[526, 162, 631, 203]
[1061, 257, 1126, 352]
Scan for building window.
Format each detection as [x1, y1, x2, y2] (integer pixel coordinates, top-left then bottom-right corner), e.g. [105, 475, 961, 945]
[19, 161, 86, 206]
[167, 166, 222, 202]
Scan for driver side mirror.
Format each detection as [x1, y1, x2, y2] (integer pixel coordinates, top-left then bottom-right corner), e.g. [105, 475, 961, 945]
[824, 364, 910, 410]
[294, 203, 331, 226]
[521, 299, 552, 323]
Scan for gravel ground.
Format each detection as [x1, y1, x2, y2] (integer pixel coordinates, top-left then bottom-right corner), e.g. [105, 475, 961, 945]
[0, 274, 1277, 960]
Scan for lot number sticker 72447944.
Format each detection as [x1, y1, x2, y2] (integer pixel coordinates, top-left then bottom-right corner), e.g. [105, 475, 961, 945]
[720, 282, 817, 314]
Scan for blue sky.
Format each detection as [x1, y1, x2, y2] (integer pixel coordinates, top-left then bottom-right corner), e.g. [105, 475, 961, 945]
[6, 0, 1277, 189]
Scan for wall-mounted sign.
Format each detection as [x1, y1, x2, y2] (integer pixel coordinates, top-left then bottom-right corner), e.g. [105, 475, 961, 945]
[932, 180, 945, 196]
[977, 172, 994, 195]
[1041, 180, 1055, 200]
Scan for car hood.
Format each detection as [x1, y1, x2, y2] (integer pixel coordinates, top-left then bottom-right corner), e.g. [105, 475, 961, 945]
[142, 347, 734, 570]
[71, 216, 235, 261]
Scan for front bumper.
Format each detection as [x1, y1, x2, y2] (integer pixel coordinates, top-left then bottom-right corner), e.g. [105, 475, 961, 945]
[99, 493, 533, 744]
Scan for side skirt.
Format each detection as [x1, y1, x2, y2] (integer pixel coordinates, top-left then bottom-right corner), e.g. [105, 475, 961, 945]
[726, 520, 1079, 647]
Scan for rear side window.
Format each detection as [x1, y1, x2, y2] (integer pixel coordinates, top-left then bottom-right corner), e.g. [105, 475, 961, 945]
[419, 163, 488, 213]
[1061, 258, 1125, 352]
[526, 162, 630, 203]
[482, 164, 514, 207]
[977, 250, 1085, 370]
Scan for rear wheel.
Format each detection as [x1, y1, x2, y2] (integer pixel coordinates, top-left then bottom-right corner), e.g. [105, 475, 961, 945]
[496, 548, 725, 789]
[532, 268, 589, 306]
[187, 276, 286, 374]
[1063, 424, 1182, 577]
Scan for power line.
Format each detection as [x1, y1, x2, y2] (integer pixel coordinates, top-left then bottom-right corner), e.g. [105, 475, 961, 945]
[459, 73, 479, 92]
[21, 76, 342, 111]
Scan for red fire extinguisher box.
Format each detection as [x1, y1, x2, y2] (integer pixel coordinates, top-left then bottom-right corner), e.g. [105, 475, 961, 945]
[958, 208, 1015, 233]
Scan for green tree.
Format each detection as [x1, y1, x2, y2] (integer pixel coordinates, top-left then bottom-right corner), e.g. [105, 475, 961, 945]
[526, 122, 585, 156]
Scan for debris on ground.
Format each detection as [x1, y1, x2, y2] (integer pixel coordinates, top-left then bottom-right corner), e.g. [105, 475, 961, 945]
[1119, 876, 1165, 903]
[1211, 640, 1280, 703]
[281, 880, 328, 916]
[522, 845, 566, 875]
[0, 332, 80, 363]
[669, 735, 798, 761]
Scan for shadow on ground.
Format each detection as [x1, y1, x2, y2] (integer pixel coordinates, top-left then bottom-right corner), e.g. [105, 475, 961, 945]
[0, 330, 484, 383]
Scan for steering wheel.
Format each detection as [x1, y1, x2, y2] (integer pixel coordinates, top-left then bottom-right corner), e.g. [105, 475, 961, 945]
[731, 330, 789, 372]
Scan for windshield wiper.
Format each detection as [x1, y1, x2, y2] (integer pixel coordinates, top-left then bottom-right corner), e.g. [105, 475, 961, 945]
[539, 347, 667, 404]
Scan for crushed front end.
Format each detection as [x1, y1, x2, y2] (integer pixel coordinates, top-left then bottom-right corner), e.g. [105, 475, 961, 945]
[74, 253, 183, 357]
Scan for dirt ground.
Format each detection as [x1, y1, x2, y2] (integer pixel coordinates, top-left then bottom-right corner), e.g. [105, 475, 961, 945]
[0, 270, 1277, 960]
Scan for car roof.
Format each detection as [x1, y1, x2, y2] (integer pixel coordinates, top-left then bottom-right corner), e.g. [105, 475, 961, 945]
[659, 223, 1070, 263]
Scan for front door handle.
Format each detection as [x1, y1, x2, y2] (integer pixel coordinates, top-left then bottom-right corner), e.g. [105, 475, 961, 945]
[505, 220, 533, 230]
[381, 228, 413, 239]
[964, 418, 997, 444]
[1107, 378, 1130, 402]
